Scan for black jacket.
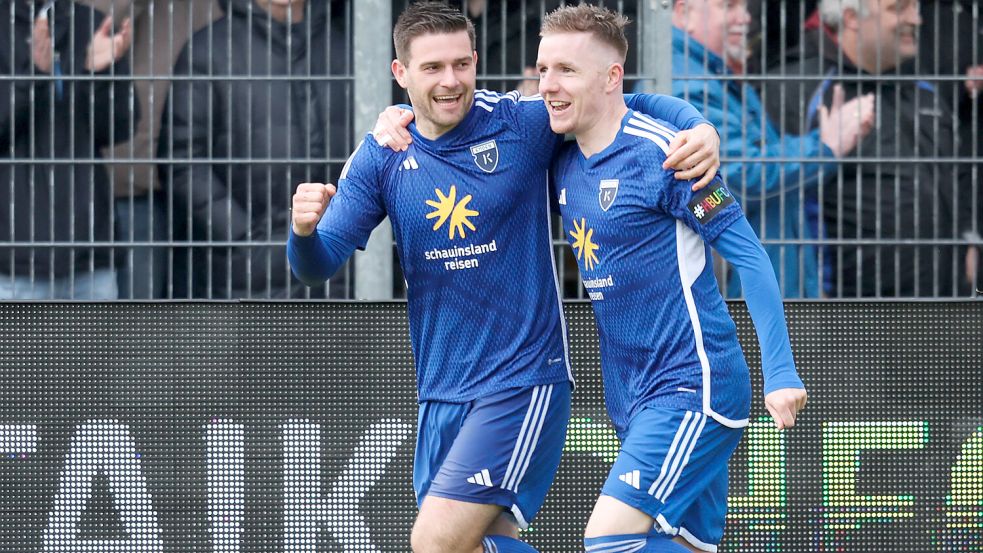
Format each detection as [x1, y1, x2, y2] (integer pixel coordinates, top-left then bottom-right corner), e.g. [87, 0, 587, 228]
[762, 29, 972, 297]
[0, 0, 137, 277]
[158, 0, 350, 298]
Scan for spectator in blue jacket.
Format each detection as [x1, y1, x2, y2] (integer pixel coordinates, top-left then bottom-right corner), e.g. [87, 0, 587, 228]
[664, 0, 874, 298]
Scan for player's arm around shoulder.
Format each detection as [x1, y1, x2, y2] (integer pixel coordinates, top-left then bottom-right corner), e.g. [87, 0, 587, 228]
[625, 95, 721, 190]
[664, 122, 720, 190]
[371, 106, 415, 152]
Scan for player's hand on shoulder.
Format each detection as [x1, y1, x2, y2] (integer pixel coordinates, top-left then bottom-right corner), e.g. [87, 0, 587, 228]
[662, 123, 721, 192]
[291, 183, 336, 237]
[373, 106, 414, 152]
[764, 387, 808, 431]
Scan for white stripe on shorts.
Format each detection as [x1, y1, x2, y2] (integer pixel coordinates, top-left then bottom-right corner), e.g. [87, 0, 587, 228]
[508, 384, 553, 492]
[501, 384, 551, 491]
[647, 410, 695, 496]
[658, 414, 707, 501]
[654, 412, 706, 501]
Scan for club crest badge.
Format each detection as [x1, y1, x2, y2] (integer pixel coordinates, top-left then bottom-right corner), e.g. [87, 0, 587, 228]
[470, 140, 499, 173]
[599, 179, 619, 211]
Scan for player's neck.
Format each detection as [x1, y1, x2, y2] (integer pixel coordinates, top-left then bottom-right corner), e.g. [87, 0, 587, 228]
[415, 119, 456, 140]
[414, 98, 474, 140]
[575, 101, 628, 159]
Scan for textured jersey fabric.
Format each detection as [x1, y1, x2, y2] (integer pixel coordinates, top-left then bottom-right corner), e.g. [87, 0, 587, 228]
[553, 110, 760, 431]
[290, 93, 712, 403]
[316, 90, 570, 402]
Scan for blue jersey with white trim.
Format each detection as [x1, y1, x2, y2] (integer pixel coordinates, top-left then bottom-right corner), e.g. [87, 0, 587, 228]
[319, 90, 571, 402]
[552, 109, 752, 432]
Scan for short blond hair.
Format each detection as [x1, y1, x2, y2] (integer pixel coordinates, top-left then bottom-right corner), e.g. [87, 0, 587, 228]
[541, 4, 630, 62]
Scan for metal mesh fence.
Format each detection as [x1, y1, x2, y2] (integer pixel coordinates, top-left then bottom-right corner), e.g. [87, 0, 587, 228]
[2, 0, 355, 300]
[724, 0, 982, 298]
[2, 0, 981, 299]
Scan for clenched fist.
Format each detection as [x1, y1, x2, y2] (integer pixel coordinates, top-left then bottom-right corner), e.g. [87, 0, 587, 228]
[764, 387, 808, 430]
[292, 183, 336, 237]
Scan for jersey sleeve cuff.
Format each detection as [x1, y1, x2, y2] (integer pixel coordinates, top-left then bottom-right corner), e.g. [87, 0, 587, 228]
[763, 373, 805, 395]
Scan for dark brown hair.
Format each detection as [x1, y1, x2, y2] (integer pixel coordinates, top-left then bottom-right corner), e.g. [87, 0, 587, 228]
[393, 2, 476, 62]
[541, 4, 630, 62]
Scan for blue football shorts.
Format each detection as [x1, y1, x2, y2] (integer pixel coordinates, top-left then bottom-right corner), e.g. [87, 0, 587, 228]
[413, 381, 572, 529]
[601, 407, 744, 552]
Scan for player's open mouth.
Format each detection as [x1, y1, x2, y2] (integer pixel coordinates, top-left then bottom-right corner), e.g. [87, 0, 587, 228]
[433, 94, 462, 105]
[549, 100, 571, 113]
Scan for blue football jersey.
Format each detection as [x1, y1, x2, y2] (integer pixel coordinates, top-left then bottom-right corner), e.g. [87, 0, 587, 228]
[319, 90, 572, 402]
[553, 110, 753, 432]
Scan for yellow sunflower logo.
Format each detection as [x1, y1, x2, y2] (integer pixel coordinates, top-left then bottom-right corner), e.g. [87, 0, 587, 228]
[570, 218, 600, 271]
[426, 185, 479, 240]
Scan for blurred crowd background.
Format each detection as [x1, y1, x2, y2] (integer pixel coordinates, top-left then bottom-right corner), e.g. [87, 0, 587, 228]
[2, 0, 980, 300]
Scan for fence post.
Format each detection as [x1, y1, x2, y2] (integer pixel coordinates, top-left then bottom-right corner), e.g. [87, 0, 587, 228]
[352, 0, 394, 299]
[640, 0, 673, 94]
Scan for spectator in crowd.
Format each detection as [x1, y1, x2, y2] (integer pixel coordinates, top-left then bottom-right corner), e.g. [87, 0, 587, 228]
[748, 0, 820, 75]
[83, 0, 222, 299]
[158, 0, 349, 299]
[668, 0, 874, 298]
[0, 0, 137, 299]
[764, 0, 976, 297]
[917, 0, 983, 291]
[917, 1, 983, 136]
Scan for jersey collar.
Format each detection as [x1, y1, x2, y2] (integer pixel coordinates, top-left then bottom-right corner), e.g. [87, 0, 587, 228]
[574, 109, 633, 171]
[408, 99, 482, 151]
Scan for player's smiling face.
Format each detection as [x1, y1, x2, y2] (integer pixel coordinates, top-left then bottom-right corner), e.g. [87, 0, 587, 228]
[536, 32, 612, 136]
[392, 31, 477, 139]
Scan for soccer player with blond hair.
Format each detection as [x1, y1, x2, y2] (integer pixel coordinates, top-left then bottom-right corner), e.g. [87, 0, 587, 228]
[537, 5, 807, 551]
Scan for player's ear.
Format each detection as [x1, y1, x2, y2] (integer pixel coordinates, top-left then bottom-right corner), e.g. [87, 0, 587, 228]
[392, 58, 408, 88]
[606, 62, 625, 93]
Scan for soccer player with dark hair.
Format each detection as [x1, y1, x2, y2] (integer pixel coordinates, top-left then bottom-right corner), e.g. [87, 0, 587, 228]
[288, 3, 722, 552]
[537, 4, 807, 552]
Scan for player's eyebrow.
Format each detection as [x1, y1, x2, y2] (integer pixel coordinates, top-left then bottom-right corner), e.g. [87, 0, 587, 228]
[418, 56, 473, 67]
